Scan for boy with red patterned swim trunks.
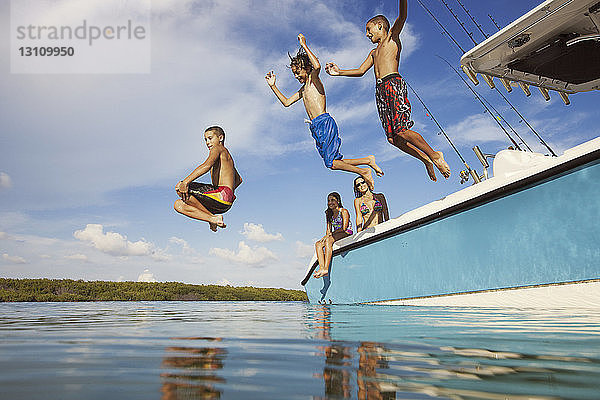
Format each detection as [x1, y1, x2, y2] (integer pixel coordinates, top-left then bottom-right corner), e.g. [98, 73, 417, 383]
[326, 0, 450, 181]
[174, 126, 242, 232]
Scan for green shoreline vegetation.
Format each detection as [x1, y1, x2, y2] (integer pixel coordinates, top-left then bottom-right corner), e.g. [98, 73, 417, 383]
[0, 278, 308, 302]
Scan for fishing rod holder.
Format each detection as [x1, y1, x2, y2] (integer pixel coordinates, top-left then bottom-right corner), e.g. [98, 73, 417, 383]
[459, 168, 481, 185]
[473, 146, 495, 180]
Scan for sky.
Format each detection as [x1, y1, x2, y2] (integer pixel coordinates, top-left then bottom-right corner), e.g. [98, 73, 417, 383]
[1, 0, 598, 290]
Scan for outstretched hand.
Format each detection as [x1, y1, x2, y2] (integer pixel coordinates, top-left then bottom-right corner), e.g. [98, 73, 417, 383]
[325, 62, 340, 76]
[265, 71, 276, 86]
[297, 33, 306, 46]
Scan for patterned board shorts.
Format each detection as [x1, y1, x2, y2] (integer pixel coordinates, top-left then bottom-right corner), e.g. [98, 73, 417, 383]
[187, 182, 235, 214]
[375, 73, 414, 138]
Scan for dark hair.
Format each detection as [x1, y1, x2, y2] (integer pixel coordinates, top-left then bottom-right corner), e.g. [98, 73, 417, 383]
[325, 192, 342, 223]
[367, 15, 390, 33]
[353, 176, 372, 198]
[288, 47, 313, 73]
[205, 126, 225, 144]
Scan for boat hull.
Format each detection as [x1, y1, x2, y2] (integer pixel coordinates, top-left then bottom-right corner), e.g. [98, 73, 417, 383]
[303, 146, 600, 305]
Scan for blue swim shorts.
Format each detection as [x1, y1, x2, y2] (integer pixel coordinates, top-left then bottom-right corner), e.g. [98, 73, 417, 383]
[308, 113, 343, 168]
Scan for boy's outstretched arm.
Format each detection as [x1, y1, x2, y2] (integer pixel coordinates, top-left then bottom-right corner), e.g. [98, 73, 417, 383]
[297, 33, 320, 73]
[265, 71, 301, 107]
[325, 50, 374, 77]
[390, 0, 408, 38]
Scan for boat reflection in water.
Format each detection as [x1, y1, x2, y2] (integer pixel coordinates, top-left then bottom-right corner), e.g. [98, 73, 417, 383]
[160, 337, 226, 400]
[306, 305, 600, 399]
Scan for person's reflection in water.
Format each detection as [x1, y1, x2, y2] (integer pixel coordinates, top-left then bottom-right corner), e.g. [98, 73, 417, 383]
[308, 306, 399, 399]
[311, 305, 353, 398]
[160, 337, 226, 400]
[357, 342, 396, 400]
[322, 344, 353, 398]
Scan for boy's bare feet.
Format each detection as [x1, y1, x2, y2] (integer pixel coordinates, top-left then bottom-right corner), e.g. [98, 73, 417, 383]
[424, 159, 437, 182]
[431, 151, 451, 179]
[211, 215, 226, 229]
[209, 223, 218, 232]
[368, 155, 384, 177]
[362, 169, 375, 191]
[313, 268, 329, 279]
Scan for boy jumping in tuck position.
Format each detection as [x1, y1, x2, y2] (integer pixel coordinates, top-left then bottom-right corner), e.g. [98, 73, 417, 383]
[174, 126, 242, 232]
[266, 33, 383, 190]
[325, 0, 450, 181]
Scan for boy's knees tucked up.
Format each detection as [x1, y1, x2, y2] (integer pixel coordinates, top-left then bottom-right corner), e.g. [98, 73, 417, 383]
[174, 199, 193, 215]
[174, 199, 185, 214]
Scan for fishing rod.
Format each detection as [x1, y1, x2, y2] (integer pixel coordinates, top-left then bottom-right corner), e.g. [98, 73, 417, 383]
[479, 92, 534, 152]
[455, 0, 489, 39]
[419, 0, 521, 149]
[440, 0, 478, 46]
[488, 14, 502, 31]
[404, 79, 481, 183]
[416, 0, 466, 53]
[493, 88, 557, 156]
[438, 56, 522, 150]
[442, 1, 557, 156]
[424, 0, 556, 155]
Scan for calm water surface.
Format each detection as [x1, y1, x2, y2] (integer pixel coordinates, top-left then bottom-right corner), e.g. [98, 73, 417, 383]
[1, 302, 600, 399]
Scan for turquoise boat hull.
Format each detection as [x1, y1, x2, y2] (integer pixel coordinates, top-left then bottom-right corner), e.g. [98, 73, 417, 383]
[303, 146, 600, 305]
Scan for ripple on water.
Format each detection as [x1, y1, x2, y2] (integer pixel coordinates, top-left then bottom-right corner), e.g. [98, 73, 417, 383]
[1, 302, 599, 399]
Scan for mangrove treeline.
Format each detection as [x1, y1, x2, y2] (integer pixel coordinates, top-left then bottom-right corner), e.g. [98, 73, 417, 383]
[0, 278, 308, 302]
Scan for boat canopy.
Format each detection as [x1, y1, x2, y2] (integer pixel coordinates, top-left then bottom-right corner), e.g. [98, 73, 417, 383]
[460, 0, 600, 94]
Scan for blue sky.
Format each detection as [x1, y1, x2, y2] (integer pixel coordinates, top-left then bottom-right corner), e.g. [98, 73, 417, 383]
[1, 0, 598, 289]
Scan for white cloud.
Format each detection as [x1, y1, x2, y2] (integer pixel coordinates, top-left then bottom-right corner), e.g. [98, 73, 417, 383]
[2, 253, 27, 264]
[0, 212, 30, 231]
[295, 240, 314, 258]
[328, 101, 376, 125]
[169, 236, 193, 253]
[168, 236, 204, 264]
[209, 241, 278, 266]
[74, 224, 153, 256]
[151, 249, 171, 262]
[400, 24, 419, 60]
[137, 269, 157, 282]
[0, 232, 8, 240]
[447, 114, 507, 145]
[0, 172, 11, 189]
[64, 254, 88, 262]
[240, 223, 283, 242]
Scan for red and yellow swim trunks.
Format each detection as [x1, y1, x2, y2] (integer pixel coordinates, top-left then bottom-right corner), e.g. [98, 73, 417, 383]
[188, 182, 235, 214]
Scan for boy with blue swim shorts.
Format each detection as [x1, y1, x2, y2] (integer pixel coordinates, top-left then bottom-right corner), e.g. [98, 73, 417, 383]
[266, 33, 383, 189]
[309, 112, 342, 169]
